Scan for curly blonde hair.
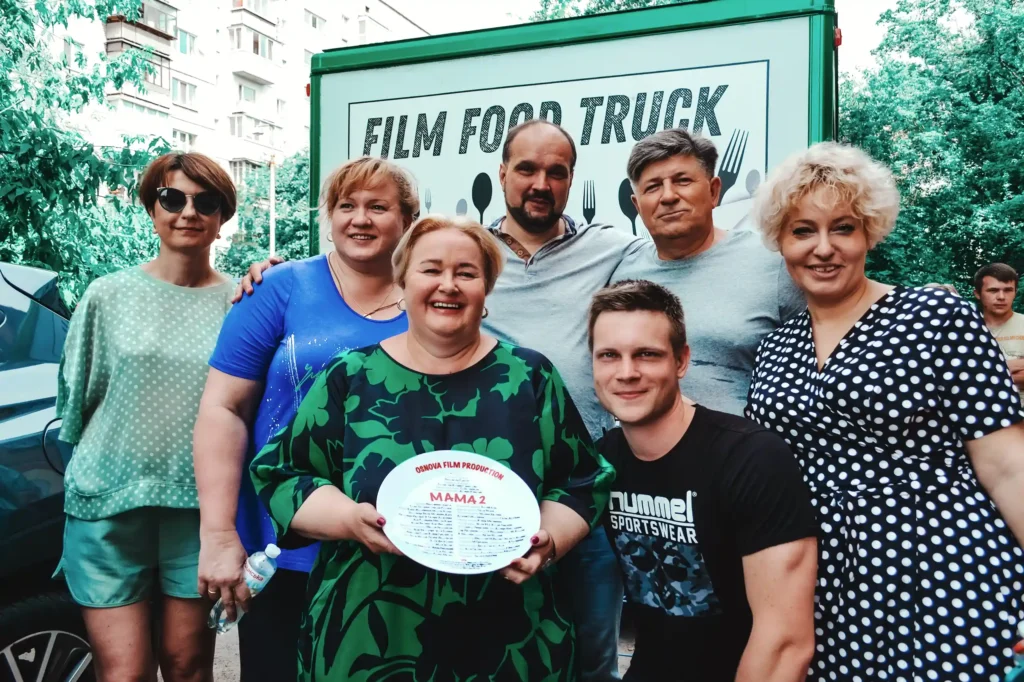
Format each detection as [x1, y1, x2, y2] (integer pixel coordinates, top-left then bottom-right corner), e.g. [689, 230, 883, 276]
[752, 142, 900, 251]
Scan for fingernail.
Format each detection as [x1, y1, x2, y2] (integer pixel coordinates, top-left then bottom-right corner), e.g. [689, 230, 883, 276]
[530, 535, 539, 545]
[377, 517, 386, 526]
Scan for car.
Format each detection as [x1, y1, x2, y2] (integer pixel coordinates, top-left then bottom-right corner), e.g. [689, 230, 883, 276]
[0, 262, 94, 681]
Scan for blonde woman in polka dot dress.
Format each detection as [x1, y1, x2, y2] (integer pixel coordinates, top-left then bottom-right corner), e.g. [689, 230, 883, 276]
[55, 153, 236, 681]
[746, 142, 1024, 682]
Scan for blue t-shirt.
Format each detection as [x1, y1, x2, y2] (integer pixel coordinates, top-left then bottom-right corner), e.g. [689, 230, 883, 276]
[209, 255, 408, 572]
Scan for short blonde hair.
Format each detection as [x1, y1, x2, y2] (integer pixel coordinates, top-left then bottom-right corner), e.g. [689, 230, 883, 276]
[319, 157, 420, 227]
[753, 142, 900, 251]
[392, 216, 504, 294]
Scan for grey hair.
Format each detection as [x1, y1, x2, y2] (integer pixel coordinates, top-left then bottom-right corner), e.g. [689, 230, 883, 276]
[627, 128, 719, 184]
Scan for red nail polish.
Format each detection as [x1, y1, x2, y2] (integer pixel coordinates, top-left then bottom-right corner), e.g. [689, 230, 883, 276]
[530, 535, 539, 545]
[377, 517, 386, 526]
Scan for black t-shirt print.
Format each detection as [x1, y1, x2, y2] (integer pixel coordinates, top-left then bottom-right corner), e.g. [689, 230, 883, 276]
[599, 406, 817, 682]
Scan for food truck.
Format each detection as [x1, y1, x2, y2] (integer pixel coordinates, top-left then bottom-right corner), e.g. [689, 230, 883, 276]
[308, 0, 838, 250]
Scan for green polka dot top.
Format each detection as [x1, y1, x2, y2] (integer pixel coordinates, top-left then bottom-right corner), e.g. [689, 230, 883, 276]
[57, 266, 233, 520]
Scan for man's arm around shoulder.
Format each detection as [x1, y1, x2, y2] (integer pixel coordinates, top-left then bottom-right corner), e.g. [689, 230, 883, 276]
[735, 537, 816, 682]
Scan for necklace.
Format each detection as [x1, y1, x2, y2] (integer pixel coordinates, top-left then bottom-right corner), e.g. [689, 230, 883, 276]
[327, 251, 399, 319]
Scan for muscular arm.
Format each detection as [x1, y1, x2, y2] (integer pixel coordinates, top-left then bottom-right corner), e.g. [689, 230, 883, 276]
[968, 422, 1024, 546]
[735, 538, 817, 682]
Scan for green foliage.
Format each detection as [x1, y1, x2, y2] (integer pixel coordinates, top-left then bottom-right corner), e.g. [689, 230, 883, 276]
[215, 148, 313, 278]
[841, 0, 1024, 300]
[0, 0, 168, 307]
[532, 0, 685, 20]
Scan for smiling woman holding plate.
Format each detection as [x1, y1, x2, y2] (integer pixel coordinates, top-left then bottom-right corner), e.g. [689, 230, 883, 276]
[250, 215, 614, 682]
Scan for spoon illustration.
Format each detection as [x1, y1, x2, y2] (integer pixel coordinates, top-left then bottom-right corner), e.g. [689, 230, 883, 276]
[455, 199, 468, 216]
[745, 169, 761, 196]
[618, 179, 638, 236]
[472, 173, 492, 223]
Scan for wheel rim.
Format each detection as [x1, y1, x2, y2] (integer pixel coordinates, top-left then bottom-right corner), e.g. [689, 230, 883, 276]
[1, 630, 93, 682]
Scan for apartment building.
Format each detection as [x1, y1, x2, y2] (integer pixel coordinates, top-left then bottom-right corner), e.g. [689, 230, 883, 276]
[60, 0, 428, 218]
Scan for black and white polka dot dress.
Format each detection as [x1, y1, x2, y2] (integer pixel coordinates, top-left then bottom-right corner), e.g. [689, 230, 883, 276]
[746, 286, 1024, 682]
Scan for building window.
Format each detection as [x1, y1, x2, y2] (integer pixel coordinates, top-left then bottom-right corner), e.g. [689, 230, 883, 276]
[233, 0, 270, 18]
[121, 99, 169, 119]
[229, 26, 276, 61]
[230, 160, 262, 186]
[142, 0, 177, 36]
[172, 129, 197, 151]
[64, 38, 83, 67]
[229, 115, 277, 145]
[304, 10, 325, 30]
[239, 84, 256, 102]
[171, 78, 197, 107]
[277, 98, 286, 115]
[177, 29, 195, 55]
[251, 30, 273, 59]
[142, 58, 170, 91]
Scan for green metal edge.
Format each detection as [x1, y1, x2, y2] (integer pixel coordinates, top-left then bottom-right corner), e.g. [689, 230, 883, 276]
[807, 11, 838, 144]
[311, 0, 835, 75]
[308, 73, 322, 257]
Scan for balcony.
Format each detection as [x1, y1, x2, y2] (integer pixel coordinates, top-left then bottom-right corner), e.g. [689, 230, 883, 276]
[231, 0, 276, 26]
[230, 49, 279, 85]
[105, 15, 173, 55]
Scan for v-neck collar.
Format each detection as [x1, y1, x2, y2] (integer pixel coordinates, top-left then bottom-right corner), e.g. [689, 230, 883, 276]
[807, 286, 902, 374]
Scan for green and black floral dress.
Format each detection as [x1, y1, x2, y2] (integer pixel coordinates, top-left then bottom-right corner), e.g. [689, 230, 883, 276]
[251, 341, 614, 682]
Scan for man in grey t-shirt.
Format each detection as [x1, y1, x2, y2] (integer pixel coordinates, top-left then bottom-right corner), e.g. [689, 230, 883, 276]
[612, 129, 805, 415]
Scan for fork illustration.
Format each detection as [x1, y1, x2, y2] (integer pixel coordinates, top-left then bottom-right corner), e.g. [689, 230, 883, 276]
[582, 180, 596, 225]
[424, 188, 432, 214]
[717, 129, 749, 207]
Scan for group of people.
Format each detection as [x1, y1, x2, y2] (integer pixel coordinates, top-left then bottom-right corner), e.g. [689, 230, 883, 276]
[53, 118, 1024, 682]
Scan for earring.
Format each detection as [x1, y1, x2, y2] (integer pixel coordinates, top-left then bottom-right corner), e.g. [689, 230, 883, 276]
[482, 306, 489, 319]
[326, 233, 334, 242]
[397, 298, 406, 311]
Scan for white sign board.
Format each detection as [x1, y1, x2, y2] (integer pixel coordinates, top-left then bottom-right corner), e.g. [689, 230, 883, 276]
[319, 16, 811, 250]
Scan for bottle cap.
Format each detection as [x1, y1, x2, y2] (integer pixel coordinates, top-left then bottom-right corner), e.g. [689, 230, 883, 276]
[1014, 640, 1024, 655]
[265, 544, 281, 559]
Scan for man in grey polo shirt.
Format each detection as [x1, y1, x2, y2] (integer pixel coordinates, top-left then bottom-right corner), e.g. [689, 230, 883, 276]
[612, 129, 805, 415]
[484, 119, 642, 681]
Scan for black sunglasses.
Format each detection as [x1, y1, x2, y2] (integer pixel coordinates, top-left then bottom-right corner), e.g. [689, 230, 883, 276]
[156, 187, 222, 216]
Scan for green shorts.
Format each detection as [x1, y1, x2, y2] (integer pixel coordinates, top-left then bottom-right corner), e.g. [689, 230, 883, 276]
[54, 507, 202, 608]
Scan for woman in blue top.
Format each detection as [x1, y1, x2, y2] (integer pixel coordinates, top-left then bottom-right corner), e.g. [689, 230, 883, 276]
[193, 157, 418, 681]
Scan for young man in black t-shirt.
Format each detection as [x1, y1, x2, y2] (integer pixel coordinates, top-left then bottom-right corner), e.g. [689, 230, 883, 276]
[588, 280, 817, 682]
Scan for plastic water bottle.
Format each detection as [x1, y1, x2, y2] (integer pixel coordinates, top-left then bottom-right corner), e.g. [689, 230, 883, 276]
[207, 544, 280, 634]
[1005, 622, 1024, 682]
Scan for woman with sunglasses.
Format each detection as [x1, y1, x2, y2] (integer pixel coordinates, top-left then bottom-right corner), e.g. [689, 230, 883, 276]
[192, 157, 417, 681]
[55, 153, 235, 681]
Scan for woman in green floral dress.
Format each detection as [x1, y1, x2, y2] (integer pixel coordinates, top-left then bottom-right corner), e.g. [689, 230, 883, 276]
[251, 216, 615, 682]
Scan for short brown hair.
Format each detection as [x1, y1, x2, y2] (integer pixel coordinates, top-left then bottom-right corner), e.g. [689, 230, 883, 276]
[974, 263, 1019, 292]
[588, 280, 687, 355]
[391, 216, 504, 294]
[320, 157, 419, 227]
[138, 152, 237, 222]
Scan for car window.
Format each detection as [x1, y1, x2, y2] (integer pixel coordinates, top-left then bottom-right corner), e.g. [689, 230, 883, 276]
[0, 271, 68, 512]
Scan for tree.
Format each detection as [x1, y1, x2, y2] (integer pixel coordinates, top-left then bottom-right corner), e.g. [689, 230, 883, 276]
[0, 0, 168, 307]
[216, 148, 313, 278]
[841, 0, 1024, 300]
[532, 0, 685, 20]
